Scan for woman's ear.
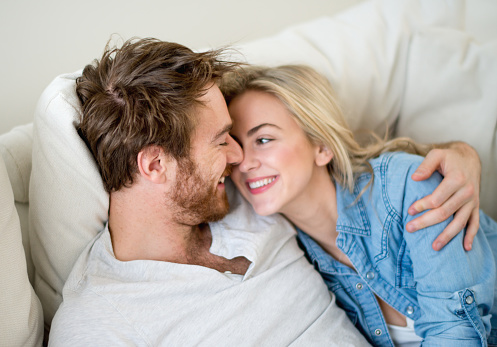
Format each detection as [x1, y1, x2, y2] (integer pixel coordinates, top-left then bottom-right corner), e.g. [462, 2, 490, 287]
[315, 144, 333, 167]
[137, 145, 169, 184]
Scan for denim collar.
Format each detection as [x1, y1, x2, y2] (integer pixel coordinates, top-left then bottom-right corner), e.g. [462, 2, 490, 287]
[335, 180, 371, 237]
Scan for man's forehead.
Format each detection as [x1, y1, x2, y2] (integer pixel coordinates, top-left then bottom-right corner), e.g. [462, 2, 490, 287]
[192, 84, 232, 141]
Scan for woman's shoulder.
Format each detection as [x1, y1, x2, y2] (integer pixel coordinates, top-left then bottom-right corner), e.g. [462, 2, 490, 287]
[368, 151, 424, 175]
[368, 152, 438, 188]
[366, 152, 443, 213]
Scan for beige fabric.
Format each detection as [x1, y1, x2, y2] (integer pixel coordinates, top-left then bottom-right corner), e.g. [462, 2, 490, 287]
[0, 155, 43, 347]
[0, 124, 32, 204]
[0, 124, 35, 282]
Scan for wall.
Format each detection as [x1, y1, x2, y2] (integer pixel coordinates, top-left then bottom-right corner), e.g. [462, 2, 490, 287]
[0, 0, 363, 135]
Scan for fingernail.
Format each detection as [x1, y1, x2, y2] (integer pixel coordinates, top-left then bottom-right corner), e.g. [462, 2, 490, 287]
[434, 241, 444, 251]
[408, 207, 417, 215]
[413, 169, 424, 177]
[406, 223, 416, 232]
[466, 243, 472, 251]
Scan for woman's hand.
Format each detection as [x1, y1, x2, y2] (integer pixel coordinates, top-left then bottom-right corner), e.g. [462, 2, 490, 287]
[406, 142, 481, 251]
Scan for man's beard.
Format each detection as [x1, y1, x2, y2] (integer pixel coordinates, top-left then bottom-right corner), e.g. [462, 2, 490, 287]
[170, 157, 231, 226]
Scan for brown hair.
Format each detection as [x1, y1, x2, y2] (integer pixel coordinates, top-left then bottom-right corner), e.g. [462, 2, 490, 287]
[77, 37, 238, 192]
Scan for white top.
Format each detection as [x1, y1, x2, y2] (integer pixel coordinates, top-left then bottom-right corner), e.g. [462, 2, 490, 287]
[49, 188, 368, 346]
[388, 318, 423, 347]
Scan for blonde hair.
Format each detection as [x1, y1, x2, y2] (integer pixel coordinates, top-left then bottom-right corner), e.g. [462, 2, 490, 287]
[220, 64, 431, 192]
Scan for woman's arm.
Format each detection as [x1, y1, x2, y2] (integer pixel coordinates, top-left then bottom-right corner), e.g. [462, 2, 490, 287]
[406, 141, 481, 251]
[398, 156, 494, 345]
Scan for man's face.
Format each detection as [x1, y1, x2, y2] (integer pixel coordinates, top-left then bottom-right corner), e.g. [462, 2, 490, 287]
[169, 84, 242, 225]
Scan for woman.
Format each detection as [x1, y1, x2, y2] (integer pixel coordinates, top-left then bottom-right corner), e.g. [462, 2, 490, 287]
[221, 65, 497, 346]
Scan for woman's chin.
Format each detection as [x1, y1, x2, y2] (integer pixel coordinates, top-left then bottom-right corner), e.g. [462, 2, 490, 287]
[253, 203, 279, 217]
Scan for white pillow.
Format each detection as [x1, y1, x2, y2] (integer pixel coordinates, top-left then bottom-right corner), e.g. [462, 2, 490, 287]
[0, 155, 43, 346]
[396, 28, 497, 220]
[29, 71, 109, 326]
[236, 0, 464, 135]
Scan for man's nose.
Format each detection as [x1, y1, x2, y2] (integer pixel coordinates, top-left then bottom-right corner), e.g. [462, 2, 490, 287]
[226, 135, 243, 165]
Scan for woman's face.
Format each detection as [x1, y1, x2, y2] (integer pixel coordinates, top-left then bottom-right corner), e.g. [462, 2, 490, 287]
[229, 90, 324, 216]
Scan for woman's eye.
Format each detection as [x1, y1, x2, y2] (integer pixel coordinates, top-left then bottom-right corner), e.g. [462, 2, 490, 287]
[256, 138, 272, 145]
[219, 142, 228, 146]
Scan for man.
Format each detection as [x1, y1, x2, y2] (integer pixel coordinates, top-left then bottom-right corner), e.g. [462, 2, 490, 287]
[48, 38, 368, 346]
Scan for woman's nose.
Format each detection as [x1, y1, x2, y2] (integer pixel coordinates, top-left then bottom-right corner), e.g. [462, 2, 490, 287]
[237, 146, 260, 173]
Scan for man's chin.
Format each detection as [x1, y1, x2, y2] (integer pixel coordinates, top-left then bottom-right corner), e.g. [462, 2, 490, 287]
[203, 199, 230, 223]
[203, 211, 228, 223]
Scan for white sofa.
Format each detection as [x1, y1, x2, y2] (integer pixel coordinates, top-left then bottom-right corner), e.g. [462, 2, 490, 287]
[1, 0, 496, 345]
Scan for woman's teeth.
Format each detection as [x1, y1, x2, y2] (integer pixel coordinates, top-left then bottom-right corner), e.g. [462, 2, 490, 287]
[219, 176, 225, 184]
[249, 177, 275, 189]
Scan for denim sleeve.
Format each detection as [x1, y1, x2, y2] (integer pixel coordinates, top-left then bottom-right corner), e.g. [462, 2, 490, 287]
[390, 154, 495, 346]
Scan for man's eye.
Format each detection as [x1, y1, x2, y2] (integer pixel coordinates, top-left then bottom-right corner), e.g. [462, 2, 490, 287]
[256, 138, 272, 145]
[219, 142, 228, 146]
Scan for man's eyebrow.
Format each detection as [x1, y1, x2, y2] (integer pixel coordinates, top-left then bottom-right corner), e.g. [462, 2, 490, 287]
[212, 124, 233, 142]
[247, 123, 281, 137]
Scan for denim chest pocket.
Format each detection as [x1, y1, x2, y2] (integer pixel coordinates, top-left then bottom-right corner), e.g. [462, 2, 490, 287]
[396, 240, 416, 289]
[371, 211, 416, 289]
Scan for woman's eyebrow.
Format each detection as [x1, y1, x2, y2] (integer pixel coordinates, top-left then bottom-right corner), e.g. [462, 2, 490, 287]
[247, 123, 281, 137]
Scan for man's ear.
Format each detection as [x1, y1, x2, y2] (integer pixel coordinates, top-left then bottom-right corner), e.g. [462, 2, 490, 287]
[137, 145, 169, 184]
[315, 144, 333, 167]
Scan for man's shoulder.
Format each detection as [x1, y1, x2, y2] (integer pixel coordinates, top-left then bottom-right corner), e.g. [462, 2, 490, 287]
[49, 289, 140, 345]
[62, 228, 108, 291]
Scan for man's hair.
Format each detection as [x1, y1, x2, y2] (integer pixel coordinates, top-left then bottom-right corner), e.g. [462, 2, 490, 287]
[76, 37, 237, 193]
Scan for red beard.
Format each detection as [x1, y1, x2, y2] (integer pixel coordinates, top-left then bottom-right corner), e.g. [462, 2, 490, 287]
[170, 158, 231, 225]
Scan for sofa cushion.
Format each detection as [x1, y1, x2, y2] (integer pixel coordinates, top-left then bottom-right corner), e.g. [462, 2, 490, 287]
[0, 124, 35, 282]
[396, 27, 497, 220]
[0, 124, 33, 204]
[0, 155, 43, 347]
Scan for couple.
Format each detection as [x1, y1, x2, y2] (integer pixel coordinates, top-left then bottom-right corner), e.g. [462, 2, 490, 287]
[49, 38, 496, 346]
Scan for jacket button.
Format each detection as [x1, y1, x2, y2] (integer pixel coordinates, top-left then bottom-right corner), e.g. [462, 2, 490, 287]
[356, 283, 363, 290]
[406, 306, 414, 315]
[366, 271, 375, 280]
[375, 329, 382, 336]
[465, 296, 474, 305]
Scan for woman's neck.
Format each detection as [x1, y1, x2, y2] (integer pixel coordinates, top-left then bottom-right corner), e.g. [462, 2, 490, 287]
[281, 168, 339, 248]
[282, 168, 356, 269]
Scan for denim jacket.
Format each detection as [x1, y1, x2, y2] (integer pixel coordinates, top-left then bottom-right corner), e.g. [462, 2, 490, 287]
[298, 152, 497, 346]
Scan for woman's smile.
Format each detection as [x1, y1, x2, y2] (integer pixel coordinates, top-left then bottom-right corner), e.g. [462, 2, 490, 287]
[246, 176, 278, 194]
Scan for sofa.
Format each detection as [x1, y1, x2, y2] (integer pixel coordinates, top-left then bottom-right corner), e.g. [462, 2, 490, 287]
[1, 0, 496, 345]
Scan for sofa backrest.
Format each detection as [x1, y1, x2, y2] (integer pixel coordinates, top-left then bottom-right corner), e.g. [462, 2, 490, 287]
[0, 124, 34, 280]
[0, 137, 43, 346]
